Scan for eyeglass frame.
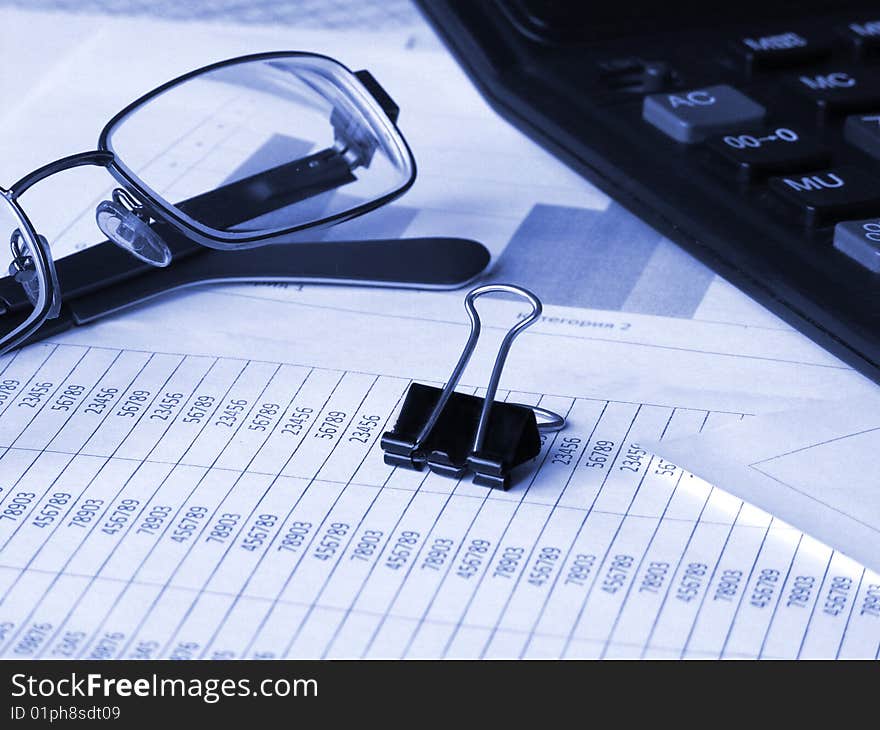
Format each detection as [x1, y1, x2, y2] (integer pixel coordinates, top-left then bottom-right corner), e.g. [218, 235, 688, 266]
[7, 50, 418, 249]
[0, 50, 444, 355]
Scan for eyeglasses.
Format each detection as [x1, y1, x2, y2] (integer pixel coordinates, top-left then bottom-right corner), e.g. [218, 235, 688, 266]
[0, 51, 489, 355]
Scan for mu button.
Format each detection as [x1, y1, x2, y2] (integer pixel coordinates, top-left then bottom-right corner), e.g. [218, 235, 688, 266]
[768, 166, 880, 226]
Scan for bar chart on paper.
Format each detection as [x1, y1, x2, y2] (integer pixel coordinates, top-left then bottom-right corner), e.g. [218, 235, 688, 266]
[488, 203, 717, 318]
[209, 133, 731, 320]
[0, 341, 875, 659]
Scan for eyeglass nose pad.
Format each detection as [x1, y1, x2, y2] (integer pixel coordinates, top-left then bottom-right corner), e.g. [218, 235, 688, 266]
[8, 234, 61, 319]
[95, 196, 172, 268]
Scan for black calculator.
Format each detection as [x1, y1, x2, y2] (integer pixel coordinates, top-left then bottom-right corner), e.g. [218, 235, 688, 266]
[417, 1, 880, 385]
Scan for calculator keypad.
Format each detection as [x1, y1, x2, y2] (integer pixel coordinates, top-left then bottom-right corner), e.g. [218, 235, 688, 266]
[635, 21, 880, 272]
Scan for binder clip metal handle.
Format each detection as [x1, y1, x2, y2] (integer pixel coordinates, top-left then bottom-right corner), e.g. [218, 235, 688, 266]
[381, 283, 566, 490]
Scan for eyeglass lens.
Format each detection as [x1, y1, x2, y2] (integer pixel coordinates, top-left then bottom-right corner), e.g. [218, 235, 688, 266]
[106, 55, 413, 238]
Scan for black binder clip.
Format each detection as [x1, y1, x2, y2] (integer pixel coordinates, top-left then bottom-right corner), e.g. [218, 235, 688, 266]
[381, 283, 565, 490]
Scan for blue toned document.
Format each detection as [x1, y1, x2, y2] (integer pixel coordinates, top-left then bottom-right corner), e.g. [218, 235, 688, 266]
[0, 288, 875, 659]
[0, 7, 876, 660]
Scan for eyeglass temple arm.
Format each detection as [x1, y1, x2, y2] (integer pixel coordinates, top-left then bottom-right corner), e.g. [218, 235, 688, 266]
[0, 177, 491, 329]
[175, 147, 356, 230]
[0, 160, 489, 342]
[17, 234, 490, 345]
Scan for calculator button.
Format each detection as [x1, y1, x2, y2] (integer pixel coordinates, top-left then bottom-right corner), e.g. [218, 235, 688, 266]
[642, 85, 765, 143]
[841, 19, 880, 58]
[733, 30, 831, 72]
[834, 219, 880, 272]
[844, 113, 880, 159]
[705, 126, 829, 181]
[768, 166, 880, 226]
[792, 68, 880, 116]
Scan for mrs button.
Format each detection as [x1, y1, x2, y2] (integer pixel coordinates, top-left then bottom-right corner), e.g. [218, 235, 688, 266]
[643, 85, 766, 143]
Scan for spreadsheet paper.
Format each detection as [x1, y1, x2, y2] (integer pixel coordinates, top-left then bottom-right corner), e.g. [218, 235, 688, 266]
[0, 321, 875, 659]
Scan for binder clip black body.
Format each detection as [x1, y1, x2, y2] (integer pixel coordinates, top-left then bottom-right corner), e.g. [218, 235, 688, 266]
[381, 284, 565, 490]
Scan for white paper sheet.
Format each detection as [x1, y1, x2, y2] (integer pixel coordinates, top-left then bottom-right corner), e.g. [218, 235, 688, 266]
[0, 287, 872, 659]
[652, 396, 880, 576]
[0, 9, 877, 660]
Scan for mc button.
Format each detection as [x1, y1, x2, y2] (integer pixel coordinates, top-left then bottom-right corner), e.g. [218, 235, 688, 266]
[793, 68, 880, 116]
